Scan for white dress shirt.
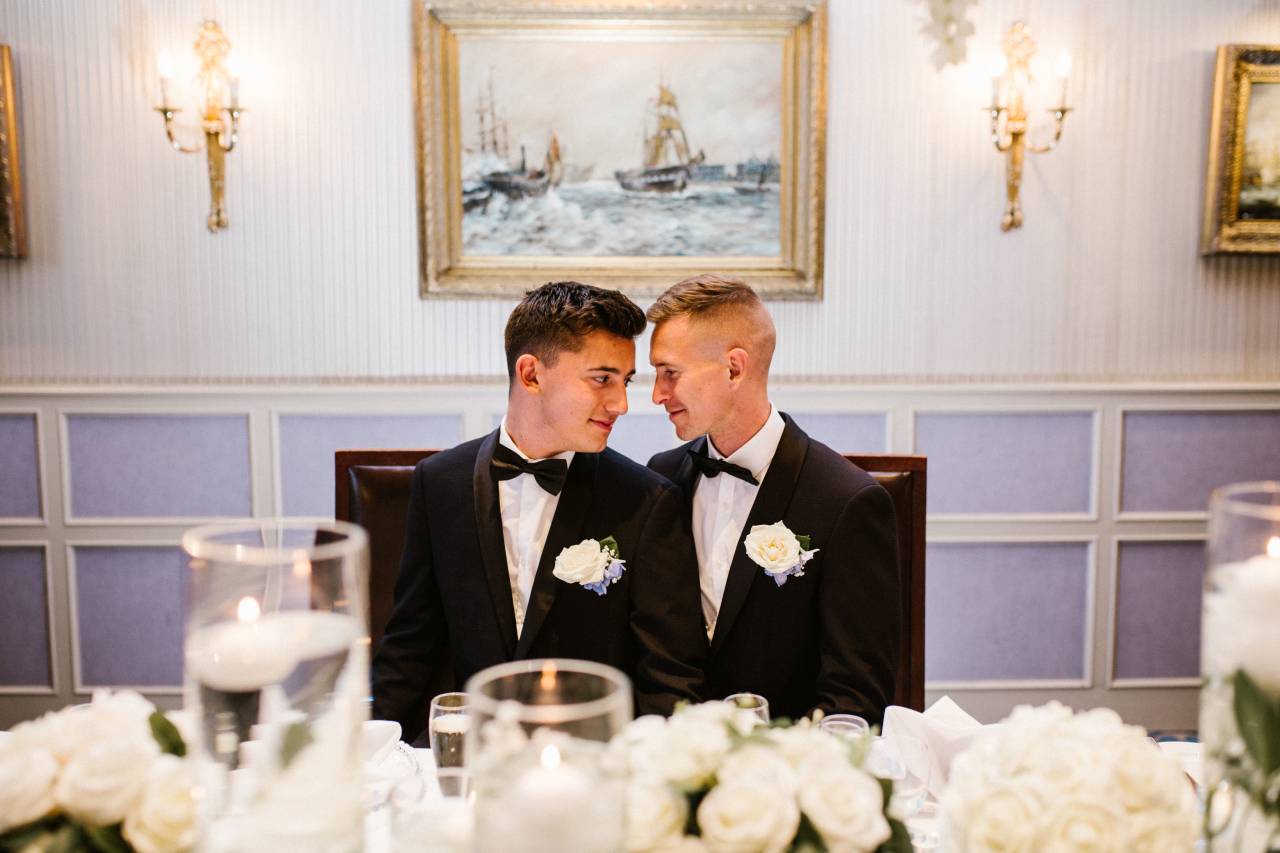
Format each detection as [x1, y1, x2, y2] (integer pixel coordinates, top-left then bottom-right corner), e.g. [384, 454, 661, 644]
[497, 420, 574, 637]
[692, 406, 786, 637]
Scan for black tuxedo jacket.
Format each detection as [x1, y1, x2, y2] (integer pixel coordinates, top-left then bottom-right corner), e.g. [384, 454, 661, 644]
[372, 430, 708, 740]
[648, 414, 900, 725]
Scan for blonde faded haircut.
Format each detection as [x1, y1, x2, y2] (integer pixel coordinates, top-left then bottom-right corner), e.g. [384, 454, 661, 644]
[647, 274, 776, 372]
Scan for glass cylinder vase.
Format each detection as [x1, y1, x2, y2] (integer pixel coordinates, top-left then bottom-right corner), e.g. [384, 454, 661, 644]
[1201, 482, 1280, 852]
[465, 659, 632, 853]
[182, 519, 369, 853]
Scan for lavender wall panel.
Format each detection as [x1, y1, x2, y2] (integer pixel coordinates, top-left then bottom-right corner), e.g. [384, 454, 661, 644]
[926, 541, 1090, 682]
[789, 412, 887, 454]
[1114, 540, 1204, 680]
[73, 546, 185, 687]
[279, 414, 462, 516]
[67, 414, 251, 518]
[916, 411, 1094, 514]
[0, 547, 50, 686]
[0, 414, 41, 517]
[1121, 410, 1280, 513]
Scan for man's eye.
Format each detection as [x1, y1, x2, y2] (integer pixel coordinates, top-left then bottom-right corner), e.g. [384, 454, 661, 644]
[623, 376, 634, 387]
[594, 376, 611, 384]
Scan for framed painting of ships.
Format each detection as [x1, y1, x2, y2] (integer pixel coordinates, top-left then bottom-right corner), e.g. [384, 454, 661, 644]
[1201, 44, 1280, 254]
[413, 0, 828, 298]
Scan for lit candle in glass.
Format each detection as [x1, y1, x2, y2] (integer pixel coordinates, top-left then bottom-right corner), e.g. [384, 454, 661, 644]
[226, 55, 241, 109]
[157, 50, 174, 107]
[990, 56, 1007, 108]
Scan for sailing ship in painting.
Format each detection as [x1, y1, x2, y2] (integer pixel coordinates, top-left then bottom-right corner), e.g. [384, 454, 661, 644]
[463, 71, 564, 211]
[614, 84, 705, 193]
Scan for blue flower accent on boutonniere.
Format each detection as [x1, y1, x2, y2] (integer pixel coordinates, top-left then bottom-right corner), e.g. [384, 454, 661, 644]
[552, 535, 627, 596]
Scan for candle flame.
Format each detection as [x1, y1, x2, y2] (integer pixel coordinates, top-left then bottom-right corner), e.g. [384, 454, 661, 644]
[540, 744, 561, 769]
[237, 596, 261, 623]
[157, 50, 175, 79]
[1268, 536, 1280, 559]
[540, 660, 557, 691]
[1055, 49, 1072, 78]
[226, 55, 242, 80]
[291, 549, 311, 579]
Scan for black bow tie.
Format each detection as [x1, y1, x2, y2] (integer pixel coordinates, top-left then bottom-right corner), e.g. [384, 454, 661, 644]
[491, 443, 569, 495]
[688, 448, 759, 486]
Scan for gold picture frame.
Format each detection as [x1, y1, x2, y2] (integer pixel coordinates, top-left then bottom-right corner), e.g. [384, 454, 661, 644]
[0, 45, 26, 259]
[1201, 44, 1280, 254]
[413, 0, 827, 298]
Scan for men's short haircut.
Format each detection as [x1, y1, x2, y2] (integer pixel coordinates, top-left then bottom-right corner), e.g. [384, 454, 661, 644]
[504, 281, 646, 379]
[645, 274, 762, 325]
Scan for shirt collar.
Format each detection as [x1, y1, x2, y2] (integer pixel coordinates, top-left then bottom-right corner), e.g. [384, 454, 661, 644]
[707, 405, 785, 481]
[499, 417, 576, 466]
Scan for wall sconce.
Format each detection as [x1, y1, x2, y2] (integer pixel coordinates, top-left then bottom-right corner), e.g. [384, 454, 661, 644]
[986, 21, 1071, 231]
[154, 20, 243, 233]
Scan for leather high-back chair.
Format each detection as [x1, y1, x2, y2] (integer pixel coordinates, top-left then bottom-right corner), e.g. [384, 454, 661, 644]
[847, 454, 927, 712]
[337, 449, 926, 712]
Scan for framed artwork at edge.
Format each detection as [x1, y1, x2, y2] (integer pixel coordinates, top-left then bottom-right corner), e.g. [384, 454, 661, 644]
[0, 45, 25, 259]
[1201, 43, 1280, 255]
[413, 0, 828, 299]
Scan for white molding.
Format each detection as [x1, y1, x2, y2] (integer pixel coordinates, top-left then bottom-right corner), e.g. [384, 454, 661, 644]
[926, 535, 1097, 690]
[1113, 403, 1280, 519]
[1105, 533, 1207, 690]
[911, 406, 1101, 521]
[0, 408, 47, 526]
[58, 408, 255, 526]
[0, 540, 56, 695]
[65, 540, 185, 696]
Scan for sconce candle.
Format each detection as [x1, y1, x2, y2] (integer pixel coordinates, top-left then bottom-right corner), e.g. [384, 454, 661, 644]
[152, 20, 245, 232]
[1054, 49, 1072, 107]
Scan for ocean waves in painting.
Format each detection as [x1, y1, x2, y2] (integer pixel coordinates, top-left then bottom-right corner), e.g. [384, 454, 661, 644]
[461, 181, 781, 257]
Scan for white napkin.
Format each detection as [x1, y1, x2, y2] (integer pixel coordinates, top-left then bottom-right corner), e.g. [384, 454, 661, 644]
[879, 696, 991, 801]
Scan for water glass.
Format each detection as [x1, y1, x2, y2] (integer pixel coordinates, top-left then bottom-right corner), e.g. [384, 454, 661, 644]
[819, 713, 869, 739]
[429, 692, 469, 769]
[724, 692, 770, 722]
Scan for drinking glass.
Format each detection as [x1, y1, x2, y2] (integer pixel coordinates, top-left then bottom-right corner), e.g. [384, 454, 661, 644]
[724, 692, 770, 722]
[429, 692, 469, 769]
[182, 519, 369, 853]
[466, 658, 631, 853]
[819, 713, 869, 739]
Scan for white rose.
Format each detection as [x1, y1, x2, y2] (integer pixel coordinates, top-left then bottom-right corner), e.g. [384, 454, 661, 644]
[123, 755, 197, 853]
[1032, 796, 1126, 853]
[652, 838, 708, 853]
[0, 735, 59, 833]
[626, 780, 688, 852]
[1124, 811, 1198, 853]
[945, 781, 1041, 853]
[717, 745, 797, 795]
[696, 780, 799, 853]
[1103, 735, 1187, 814]
[55, 734, 159, 825]
[743, 523, 802, 574]
[553, 539, 611, 585]
[771, 725, 847, 771]
[798, 764, 890, 853]
[652, 715, 733, 792]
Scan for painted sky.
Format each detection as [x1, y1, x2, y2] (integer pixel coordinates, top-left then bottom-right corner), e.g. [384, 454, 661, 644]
[1245, 81, 1280, 164]
[458, 38, 782, 174]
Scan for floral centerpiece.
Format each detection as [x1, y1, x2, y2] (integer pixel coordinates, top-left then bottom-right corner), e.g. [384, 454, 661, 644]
[940, 701, 1198, 853]
[0, 690, 195, 853]
[620, 702, 910, 853]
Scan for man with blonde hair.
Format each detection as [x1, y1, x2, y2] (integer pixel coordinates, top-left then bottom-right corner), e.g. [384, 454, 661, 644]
[646, 274, 900, 723]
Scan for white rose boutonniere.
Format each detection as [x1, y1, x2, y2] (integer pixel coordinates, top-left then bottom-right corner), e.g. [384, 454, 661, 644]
[553, 535, 626, 596]
[743, 522, 818, 586]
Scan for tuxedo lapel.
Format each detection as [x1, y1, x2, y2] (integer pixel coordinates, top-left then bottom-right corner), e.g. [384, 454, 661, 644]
[671, 436, 706, 507]
[472, 430, 517, 658]
[514, 451, 598, 659]
[710, 416, 809, 657]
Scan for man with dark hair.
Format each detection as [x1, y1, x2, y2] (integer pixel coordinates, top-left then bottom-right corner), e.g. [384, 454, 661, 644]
[373, 282, 707, 740]
[646, 274, 901, 725]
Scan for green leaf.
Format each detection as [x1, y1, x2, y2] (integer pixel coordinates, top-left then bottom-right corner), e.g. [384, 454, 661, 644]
[600, 535, 620, 558]
[84, 823, 130, 853]
[0, 817, 66, 852]
[878, 817, 913, 853]
[789, 813, 826, 851]
[684, 788, 708, 836]
[280, 720, 314, 769]
[796, 534, 812, 550]
[149, 709, 186, 757]
[1233, 668, 1280, 777]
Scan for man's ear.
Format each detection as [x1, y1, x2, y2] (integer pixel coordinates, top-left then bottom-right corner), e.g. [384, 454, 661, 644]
[726, 347, 749, 384]
[514, 353, 541, 394]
